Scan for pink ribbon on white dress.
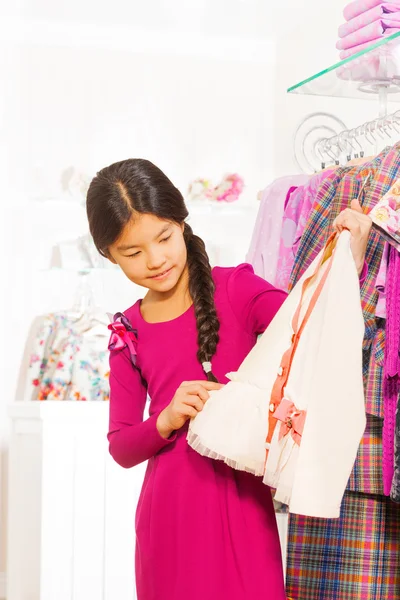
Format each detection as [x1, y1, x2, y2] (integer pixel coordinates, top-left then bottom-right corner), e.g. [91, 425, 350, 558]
[273, 398, 306, 446]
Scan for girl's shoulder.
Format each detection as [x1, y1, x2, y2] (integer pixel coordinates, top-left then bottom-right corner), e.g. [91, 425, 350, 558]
[212, 263, 257, 291]
[121, 299, 142, 328]
[213, 263, 282, 309]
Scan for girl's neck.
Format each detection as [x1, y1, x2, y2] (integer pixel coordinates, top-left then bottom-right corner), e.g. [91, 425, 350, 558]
[141, 265, 192, 322]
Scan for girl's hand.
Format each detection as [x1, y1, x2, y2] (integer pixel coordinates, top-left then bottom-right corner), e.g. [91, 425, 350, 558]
[333, 198, 372, 275]
[157, 380, 224, 439]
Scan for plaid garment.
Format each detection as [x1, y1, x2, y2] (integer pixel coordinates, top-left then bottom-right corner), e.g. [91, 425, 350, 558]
[286, 491, 400, 600]
[288, 146, 400, 494]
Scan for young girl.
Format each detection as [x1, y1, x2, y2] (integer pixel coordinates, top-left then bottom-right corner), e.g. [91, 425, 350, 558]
[86, 158, 371, 600]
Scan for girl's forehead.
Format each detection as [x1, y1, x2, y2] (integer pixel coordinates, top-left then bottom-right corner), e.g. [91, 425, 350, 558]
[116, 214, 174, 247]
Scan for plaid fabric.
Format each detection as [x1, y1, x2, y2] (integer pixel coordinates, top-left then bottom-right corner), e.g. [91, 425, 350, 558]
[363, 321, 385, 419]
[289, 146, 400, 493]
[347, 415, 383, 494]
[286, 491, 400, 600]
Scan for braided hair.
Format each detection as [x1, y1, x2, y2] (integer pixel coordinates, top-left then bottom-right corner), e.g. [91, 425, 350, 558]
[86, 158, 220, 381]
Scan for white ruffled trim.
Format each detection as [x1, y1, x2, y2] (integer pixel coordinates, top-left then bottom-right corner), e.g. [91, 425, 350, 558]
[187, 430, 265, 477]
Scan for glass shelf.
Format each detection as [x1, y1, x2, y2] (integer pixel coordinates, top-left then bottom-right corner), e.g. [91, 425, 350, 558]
[288, 31, 400, 102]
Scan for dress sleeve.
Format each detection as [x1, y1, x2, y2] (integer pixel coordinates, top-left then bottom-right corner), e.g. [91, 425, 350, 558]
[226, 263, 287, 336]
[108, 347, 176, 468]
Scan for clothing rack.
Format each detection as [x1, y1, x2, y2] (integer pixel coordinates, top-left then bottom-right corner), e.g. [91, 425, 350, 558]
[316, 109, 400, 168]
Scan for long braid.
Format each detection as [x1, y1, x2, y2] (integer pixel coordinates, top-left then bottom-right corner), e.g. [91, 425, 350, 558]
[184, 223, 220, 382]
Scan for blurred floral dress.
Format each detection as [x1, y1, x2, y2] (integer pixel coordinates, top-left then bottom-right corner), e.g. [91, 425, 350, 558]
[27, 312, 110, 401]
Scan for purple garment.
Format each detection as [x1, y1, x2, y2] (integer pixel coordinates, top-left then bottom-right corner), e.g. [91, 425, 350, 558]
[339, 4, 400, 37]
[285, 186, 298, 210]
[383, 246, 400, 495]
[376, 243, 389, 319]
[392, 392, 400, 501]
[337, 19, 400, 50]
[274, 170, 335, 292]
[246, 175, 309, 286]
[344, 0, 400, 21]
[108, 264, 287, 600]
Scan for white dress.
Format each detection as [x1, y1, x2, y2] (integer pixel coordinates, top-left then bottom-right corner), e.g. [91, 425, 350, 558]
[188, 231, 366, 518]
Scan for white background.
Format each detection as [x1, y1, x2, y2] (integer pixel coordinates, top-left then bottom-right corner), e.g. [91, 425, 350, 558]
[0, 0, 392, 592]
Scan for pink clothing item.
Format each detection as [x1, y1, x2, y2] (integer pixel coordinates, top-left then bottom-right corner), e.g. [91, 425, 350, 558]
[339, 4, 400, 38]
[108, 264, 287, 600]
[275, 170, 334, 292]
[337, 19, 400, 50]
[274, 398, 306, 446]
[383, 246, 400, 495]
[285, 185, 298, 210]
[344, 0, 400, 21]
[246, 174, 309, 286]
[339, 36, 383, 58]
[376, 243, 388, 319]
[337, 47, 399, 80]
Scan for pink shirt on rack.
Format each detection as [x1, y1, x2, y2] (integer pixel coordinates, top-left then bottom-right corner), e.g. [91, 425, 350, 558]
[246, 175, 309, 286]
[275, 170, 334, 292]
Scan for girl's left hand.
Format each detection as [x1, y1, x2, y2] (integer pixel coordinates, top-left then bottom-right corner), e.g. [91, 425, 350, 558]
[333, 198, 372, 275]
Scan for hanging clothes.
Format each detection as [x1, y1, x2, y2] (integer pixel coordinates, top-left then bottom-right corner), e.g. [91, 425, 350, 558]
[189, 232, 366, 519]
[376, 242, 389, 319]
[27, 311, 110, 402]
[284, 144, 400, 600]
[286, 490, 400, 600]
[246, 174, 309, 285]
[275, 169, 335, 291]
[384, 245, 400, 495]
[392, 396, 400, 501]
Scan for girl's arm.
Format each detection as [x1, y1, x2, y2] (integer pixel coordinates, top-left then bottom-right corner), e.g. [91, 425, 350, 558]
[107, 349, 176, 468]
[227, 263, 287, 336]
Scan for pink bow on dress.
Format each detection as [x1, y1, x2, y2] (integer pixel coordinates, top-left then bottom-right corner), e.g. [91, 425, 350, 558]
[274, 398, 306, 446]
[108, 313, 137, 365]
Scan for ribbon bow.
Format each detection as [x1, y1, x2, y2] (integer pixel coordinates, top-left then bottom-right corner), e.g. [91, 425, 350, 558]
[274, 398, 306, 446]
[108, 313, 137, 364]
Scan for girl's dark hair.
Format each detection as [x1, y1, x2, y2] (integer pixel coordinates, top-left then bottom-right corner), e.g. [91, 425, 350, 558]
[86, 158, 219, 382]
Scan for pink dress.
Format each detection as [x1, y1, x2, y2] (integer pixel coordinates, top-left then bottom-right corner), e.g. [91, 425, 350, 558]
[108, 264, 287, 600]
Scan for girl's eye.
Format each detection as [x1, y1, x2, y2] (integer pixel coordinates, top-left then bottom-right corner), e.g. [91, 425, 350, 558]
[128, 251, 141, 258]
[160, 235, 172, 243]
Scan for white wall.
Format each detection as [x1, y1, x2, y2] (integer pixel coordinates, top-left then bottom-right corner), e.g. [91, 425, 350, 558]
[0, 1, 277, 587]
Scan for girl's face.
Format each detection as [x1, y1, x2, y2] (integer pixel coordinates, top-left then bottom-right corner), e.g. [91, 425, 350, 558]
[108, 213, 187, 293]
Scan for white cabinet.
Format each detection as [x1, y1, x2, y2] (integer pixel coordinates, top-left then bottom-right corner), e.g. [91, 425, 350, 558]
[7, 402, 288, 600]
[7, 402, 145, 600]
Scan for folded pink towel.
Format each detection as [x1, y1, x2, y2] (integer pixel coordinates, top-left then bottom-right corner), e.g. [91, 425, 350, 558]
[344, 0, 400, 22]
[339, 5, 400, 37]
[337, 19, 400, 49]
[339, 37, 383, 57]
[338, 39, 400, 85]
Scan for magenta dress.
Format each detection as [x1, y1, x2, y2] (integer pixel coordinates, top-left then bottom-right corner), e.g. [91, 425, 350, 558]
[108, 264, 288, 600]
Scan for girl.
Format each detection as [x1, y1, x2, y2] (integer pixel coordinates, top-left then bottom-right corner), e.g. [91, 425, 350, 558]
[86, 158, 371, 600]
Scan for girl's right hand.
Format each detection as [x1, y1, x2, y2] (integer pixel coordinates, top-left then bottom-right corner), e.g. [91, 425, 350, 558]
[157, 380, 223, 439]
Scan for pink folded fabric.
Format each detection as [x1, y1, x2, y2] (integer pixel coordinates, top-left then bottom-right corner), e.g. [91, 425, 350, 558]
[344, 0, 400, 22]
[337, 42, 400, 80]
[339, 37, 383, 58]
[339, 5, 400, 38]
[337, 20, 400, 50]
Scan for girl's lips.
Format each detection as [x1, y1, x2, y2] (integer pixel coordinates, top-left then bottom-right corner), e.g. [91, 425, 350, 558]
[150, 267, 173, 281]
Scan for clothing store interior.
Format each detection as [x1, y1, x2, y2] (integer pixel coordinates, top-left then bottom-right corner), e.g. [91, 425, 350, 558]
[2, 1, 400, 599]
